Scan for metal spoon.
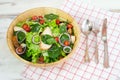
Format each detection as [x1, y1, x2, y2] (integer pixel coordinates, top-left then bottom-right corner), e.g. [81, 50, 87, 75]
[81, 19, 93, 62]
[92, 23, 99, 64]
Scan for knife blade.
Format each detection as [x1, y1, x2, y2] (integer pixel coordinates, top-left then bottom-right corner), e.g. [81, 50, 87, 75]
[102, 18, 109, 68]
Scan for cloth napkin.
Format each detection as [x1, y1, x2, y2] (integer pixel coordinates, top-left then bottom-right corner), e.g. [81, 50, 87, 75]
[22, 0, 120, 80]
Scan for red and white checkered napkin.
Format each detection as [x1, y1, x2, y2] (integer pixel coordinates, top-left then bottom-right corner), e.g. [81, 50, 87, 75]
[22, 0, 120, 80]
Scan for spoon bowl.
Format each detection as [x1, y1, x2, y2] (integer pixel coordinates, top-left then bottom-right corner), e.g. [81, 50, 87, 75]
[81, 19, 93, 35]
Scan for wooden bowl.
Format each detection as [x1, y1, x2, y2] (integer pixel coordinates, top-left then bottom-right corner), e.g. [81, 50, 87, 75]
[7, 7, 80, 67]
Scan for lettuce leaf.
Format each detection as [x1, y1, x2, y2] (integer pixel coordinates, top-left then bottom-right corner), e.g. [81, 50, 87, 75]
[16, 21, 25, 27]
[26, 32, 41, 63]
[59, 23, 67, 33]
[26, 21, 38, 26]
[48, 20, 60, 37]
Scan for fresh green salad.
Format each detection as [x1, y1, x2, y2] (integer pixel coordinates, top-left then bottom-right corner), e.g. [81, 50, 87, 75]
[12, 13, 76, 63]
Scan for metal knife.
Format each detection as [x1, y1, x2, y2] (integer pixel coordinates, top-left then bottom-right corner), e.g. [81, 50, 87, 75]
[102, 18, 109, 68]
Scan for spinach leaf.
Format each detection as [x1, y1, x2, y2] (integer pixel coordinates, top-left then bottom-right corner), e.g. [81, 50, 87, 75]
[48, 44, 61, 58]
[59, 23, 67, 33]
[41, 34, 56, 45]
[44, 13, 59, 20]
[60, 33, 70, 43]
[70, 43, 74, 48]
[14, 31, 18, 36]
[20, 53, 32, 61]
[49, 58, 59, 63]
[31, 23, 41, 32]
[16, 31, 26, 43]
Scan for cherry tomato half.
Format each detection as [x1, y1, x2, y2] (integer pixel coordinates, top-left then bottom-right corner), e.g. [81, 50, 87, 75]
[32, 16, 38, 21]
[56, 19, 60, 25]
[39, 19, 45, 24]
[38, 16, 43, 19]
[67, 24, 73, 29]
[55, 37, 59, 42]
[64, 40, 70, 46]
[39, 56, 44, 63]
[22, 24, 31, 32]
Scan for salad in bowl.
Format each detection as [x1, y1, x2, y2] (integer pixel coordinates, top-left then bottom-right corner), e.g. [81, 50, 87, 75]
[7, 7, 80, 67]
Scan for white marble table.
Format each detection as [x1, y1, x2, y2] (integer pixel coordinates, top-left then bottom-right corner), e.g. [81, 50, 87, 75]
[0, 0, 120, 80]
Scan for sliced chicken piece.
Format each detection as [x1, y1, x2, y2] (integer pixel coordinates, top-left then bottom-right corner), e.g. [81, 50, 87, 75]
[40, 27, 52, 50]
[71, 35, 75, 43]
[40, 41, 52, 50]
[42, 27, 52, 35]
[14, 26, 26, 34]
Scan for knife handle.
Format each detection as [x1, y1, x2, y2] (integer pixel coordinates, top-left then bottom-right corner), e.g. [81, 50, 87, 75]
[103, 41, 109, 68]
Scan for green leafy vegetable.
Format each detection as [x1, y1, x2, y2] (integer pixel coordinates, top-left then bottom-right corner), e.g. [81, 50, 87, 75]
[60, 33, 70, 43]
[26, 21, 38, 26]
[41, 34, 56, 45]
[26, 32, 41, 63]
[14, 31, 18, 36]
[13, 13, 75, 64]
[32, 34, 41, 44]
[64, 48, 70, 52]
[33, 35, 40, 43]
[61, 51, 66, 57]
[48, 20, 60, 36]
[42, 50, 49, 57]
[31, 23, 41, 32]
[16, 31, 26, 43]
[44, 13, 59, 20]
[44, 56, 50, 63]
[27, 21, 47, 33]
[41, 50, 50, 63]
[59, 23, 67, 33]
[26, 32, 33, 43]
[70, 43, 74, 48]
[48, 44, 61, 59]
[16, 21, 25, 27]
[48, 20, 58, 29]
[20, 53, 32, 61]
[52, 27, 60, 37]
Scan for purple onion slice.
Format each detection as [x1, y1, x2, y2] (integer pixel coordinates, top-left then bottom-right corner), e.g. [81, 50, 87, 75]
[59, 33, 70, 46]
[63, 46, 72, 53]
[32, 34, 41, 44]
[16, 46, 26, 55]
